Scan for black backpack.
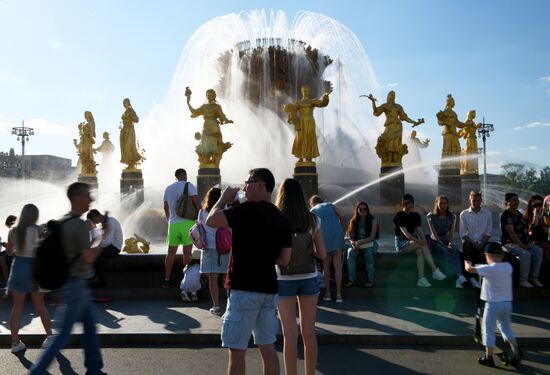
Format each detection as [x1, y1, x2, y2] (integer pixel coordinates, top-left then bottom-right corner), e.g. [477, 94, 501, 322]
[34, 215, 79, 290]
[280, 221, 316, 276]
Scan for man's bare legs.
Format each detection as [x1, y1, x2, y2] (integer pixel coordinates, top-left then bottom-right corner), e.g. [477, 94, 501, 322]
[228, 348, 245, 375]
[228, 344, 279, 375]
[259, 344, 280, 375]
[164, 245, 179, 282]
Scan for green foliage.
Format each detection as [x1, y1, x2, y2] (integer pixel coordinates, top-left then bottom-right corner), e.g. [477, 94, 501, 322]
[501, 163, 550, 195]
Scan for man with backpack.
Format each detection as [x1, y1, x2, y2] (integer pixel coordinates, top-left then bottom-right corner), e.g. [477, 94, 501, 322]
[207, 168, 292, 375]
[162, 168, 201, 288]
[31, 182, 105, 375]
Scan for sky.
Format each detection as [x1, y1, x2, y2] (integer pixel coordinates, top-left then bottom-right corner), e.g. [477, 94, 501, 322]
[0, 0, 549, 175]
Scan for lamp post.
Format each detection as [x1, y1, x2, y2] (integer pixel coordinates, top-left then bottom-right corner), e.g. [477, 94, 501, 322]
[11, 120, 35, 178]
[477, 117, 494, 197]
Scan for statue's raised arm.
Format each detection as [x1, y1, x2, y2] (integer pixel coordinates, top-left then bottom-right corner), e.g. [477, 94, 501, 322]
[284, 85, 329, 166]
[365, 90, 424, 168]
[187, 88, 233, 168]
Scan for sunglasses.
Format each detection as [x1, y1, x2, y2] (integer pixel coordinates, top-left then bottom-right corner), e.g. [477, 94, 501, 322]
[358, 207, 368, 212]
[533, 202, 543, 208]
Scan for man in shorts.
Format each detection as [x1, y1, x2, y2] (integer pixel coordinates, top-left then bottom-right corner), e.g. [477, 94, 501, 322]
[207, 168, 292, 375]
[162, 168, 201, 288]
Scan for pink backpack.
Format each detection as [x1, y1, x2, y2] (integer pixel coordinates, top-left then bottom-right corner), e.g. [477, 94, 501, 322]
[189, 211, 207, 250]
[215, 227, 232, 255]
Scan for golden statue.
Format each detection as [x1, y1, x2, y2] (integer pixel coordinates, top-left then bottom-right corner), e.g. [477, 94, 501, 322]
[96, 131, 115, 154]
[459, 110, 481, 175]
[436, 94, 465, 169]
[120, 98, 144, 171]
[283, 85, 331, 166]
[73, 111, 97, 176]
[122, 233, 150, 254]
[185, 87, 233, 168]
[366, 91, 424, 168]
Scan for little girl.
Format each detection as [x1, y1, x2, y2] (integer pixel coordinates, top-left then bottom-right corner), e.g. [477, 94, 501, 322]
[180, 250, 202, 302]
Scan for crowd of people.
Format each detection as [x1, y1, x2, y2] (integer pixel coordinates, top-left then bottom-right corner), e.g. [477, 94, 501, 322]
[1, 167, 549, 373]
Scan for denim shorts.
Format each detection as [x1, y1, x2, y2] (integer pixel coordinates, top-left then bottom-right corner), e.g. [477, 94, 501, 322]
[394, 236, 409, 253]
[278, 276, 319, 298]
[221, 289, 279, 350]
[7, 256, 38, 293]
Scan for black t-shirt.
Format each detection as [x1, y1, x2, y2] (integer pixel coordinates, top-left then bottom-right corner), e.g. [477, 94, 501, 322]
[500, 209, 528, 245]
[223, 200, 292, 294]
[393, 211, 421, 238]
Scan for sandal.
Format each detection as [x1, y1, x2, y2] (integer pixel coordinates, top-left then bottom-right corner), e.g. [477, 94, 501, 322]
[344, 281, 356, 288]
[209, 307, 222, 316]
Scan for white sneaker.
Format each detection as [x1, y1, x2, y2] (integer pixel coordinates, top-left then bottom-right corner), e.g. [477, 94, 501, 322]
[41, 336, 54, 349]
[417, 277, 431, 287]
[519, 280, 534, 288]
[469, 278, 480, 288]
[180, 291, 191, 302]
[455, 275, 467, 289]
[432, 268, 446, 281]
[11, 340, 26, 354]
[191, 292, 198, 302]
[529, 278, 544, 287]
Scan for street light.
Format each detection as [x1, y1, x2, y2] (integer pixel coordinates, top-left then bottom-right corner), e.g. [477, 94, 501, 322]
[477, 117, 494, 197]
[11, 120, 35, 178]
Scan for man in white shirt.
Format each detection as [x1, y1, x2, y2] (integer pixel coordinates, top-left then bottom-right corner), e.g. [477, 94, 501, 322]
[163, 168, 201, 288]
[87, 209, 123, 287]
[459, 191, 492, 288]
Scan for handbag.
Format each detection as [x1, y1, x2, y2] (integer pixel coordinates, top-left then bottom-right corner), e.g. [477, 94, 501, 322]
[175, 182, 198, 220]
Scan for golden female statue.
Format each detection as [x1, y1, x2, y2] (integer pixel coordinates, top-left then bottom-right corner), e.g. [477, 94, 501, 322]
[283, 85, 331, 166]
[459, 110, 481, 175]
[73, 111, 97, 176]
[185, 87, 233, 168]
[367, 91, 424, 168]
[120, 98, 144, 171]
[436, 94, 465, 167]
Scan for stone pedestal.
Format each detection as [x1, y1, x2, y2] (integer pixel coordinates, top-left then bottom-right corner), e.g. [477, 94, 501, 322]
[438, 168, 462, 204]
[77, 175, 98, 190]
[293, 165, 318, 200]
[197, 168, 221, 200]
[461, 173, 481, 205]
[379, 166, 405, 204]
[120, 170, 144, 209]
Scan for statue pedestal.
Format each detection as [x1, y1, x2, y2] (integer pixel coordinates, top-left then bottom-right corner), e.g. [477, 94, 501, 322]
[293, 165, 318, 200]
[77, 175, 98, 190]
[461, 173, 481, 205]
[197, 168, 221, 200]
[120, 170, 144, 209]
[379, 166, 405, 204]
[438, 168, 462, 204]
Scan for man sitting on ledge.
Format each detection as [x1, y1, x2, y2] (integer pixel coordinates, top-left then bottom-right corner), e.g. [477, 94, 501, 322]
[87, 209, 123, 288]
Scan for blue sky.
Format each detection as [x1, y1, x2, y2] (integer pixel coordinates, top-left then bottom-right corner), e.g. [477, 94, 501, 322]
[0, 0, 549, 173]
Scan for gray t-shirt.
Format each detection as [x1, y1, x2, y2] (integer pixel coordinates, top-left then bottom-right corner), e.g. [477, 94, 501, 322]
[62, 212, 91, 279]
[163, 180, 198, 224]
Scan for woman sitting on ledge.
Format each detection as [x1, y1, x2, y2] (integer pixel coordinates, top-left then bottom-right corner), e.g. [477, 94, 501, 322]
[393, 193, 446, 287]
[345, 201, 379, 288]
[427, 195, 466, 289]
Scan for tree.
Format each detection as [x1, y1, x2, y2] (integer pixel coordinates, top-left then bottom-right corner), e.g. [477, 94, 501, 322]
[501, 163, 550, 195]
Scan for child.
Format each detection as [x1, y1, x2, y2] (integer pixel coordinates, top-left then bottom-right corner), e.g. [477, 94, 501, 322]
[464, 242, 522, 367]
[180, 249, 201, 302]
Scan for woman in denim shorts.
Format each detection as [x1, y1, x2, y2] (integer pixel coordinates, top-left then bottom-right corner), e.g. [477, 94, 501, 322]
[275, 178, 327, 375]
[6, 204, 52, 353]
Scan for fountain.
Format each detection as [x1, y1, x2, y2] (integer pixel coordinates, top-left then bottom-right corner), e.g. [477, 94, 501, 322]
[0, 9, 506, 243]
[139, 9, 382, 194]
